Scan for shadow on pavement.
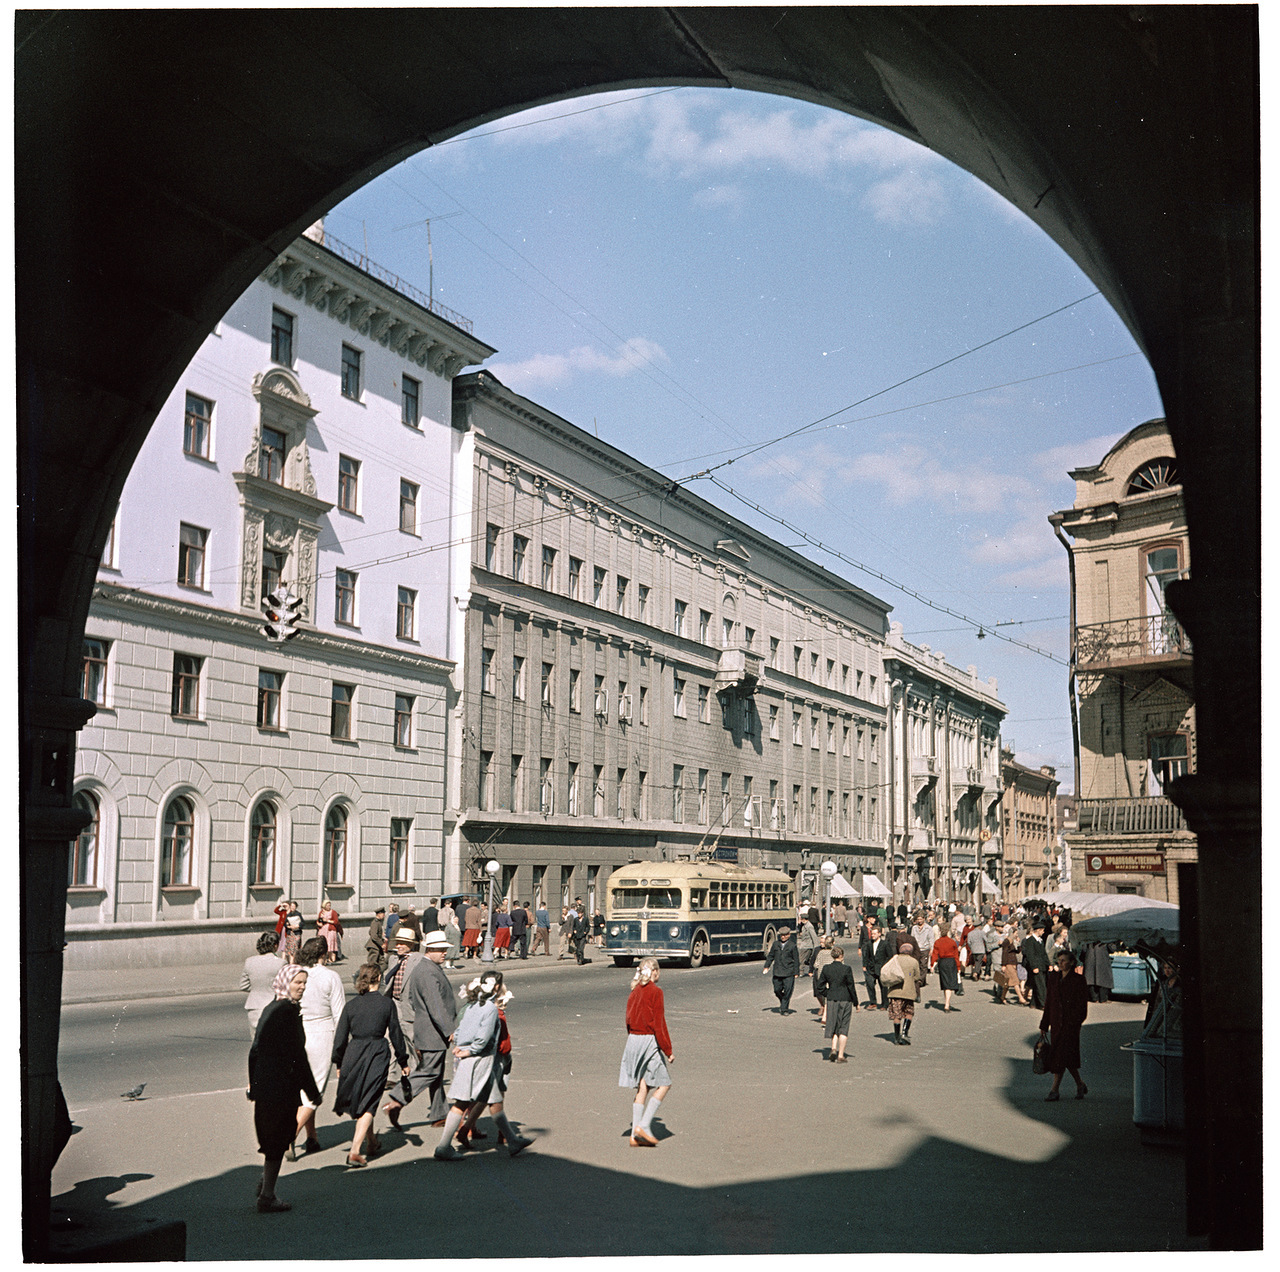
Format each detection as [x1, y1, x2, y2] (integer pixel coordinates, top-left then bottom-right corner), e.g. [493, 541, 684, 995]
[51, 1019, 1196, 1256]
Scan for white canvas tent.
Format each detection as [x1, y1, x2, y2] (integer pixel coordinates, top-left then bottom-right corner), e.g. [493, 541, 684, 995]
[828, 872, 859, 898]
[1023, 890, 1177, 917]
[859, 875, 892, 897]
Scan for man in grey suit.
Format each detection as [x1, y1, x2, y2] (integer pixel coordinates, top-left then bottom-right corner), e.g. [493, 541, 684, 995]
[385, 929, 456, 1128]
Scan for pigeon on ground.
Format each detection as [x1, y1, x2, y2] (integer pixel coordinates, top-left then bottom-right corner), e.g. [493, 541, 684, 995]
[120, 1083, 146, 1100]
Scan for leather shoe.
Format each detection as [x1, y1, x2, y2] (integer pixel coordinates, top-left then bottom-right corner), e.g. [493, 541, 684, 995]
[257, 1195, 292, 1213]
[507, 1135, 533, 1157]
[383, 1103, 401, 1129]
[629, 1135, 655, 1148]
[301, 1138, 321, 1155]
[632, 1126, 658, 1146]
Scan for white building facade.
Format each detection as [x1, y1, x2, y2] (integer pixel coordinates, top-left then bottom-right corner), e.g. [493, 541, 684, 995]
[69, 231, 493, 968]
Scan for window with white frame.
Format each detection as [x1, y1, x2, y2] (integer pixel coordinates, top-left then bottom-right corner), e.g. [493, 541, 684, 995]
[810, 714, 820, 749]
[541, 662, 554, 707]
[593, 766, 605, 817]
[744, 626, 755, 649]
[770, 779, 780, 829]
[330, 683, 355, 739]
[394, 694, 414, 748]
[250, 799, 277, 885]
[674, 599, 687, 637]
[162, 795, 195, 887]
[479, 751, 493, 810]
[568, 556, 582, 600]
[698, 684, 709, 723]
[400, 480, 419, 534]
[512, 535, 528, 582]
[792, 710, 802, 745]
[82, 638, 109, 706]
[637, 770, 647, 819]
[826, 658, 835, 688]
[616, 768, 627, 820]
[672, 765, 684, 822]
[793, 645, 803, 675]
[540, 758, 554, 814]
[843, 725, 850, 757]
[721, 772, 731, 826]
[271, 307, 294, 365]
[510, 754, 524, 812]
[340, 344, 362, 399]
[171, 654, 202, 719]
[638, 685, 649, 725]
[541, 545, 556, 590]
[324, 805, 349, 884]
[638, 584, 649, 620]
[593, 566, 607, 605]
[698, 769, 708, 824]
[485, 524, 500, 572]
[177, 523, 207, 588]
[770, 636, 780, 668]
[769, 704, 779, 740]
[616, 575, 629, 615]
[259, 426, 287, 483]
[569, 667, 581, 712]
[481, 648, 495, 695]
[391, 818, 411, 883]
[673, 676, 686, 717]
[338, 455, 360, 512]
[397, 587, 417, 640]
[184, 392, 212, 459]
[827, 718, 836, 752]
[699, 609, 711, 643]
[335, 570, 357, 625]
[512, 655, 525, 701]
[257, 670, 283, 730]
[69, 790, 99, 887]
[401, 375, 420, 428]
[568, 762, 580, 816]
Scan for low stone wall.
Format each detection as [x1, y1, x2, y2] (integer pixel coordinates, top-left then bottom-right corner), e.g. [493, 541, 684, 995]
[64, 914, 378, 971]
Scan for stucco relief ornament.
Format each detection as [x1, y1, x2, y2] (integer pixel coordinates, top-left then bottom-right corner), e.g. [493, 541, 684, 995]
[738, 573, 747, 586]
[559, 488, 574, 507]
[264, 514, 294, 551]
[584, 501, 598, 518]
[715, 564, 726, 578]
[533, 475, 547, 491]
[504, 462, 519, 482]
[609, 513, 621, 532]
[804, 606, 813, 616]
[241, 515, 262, 607]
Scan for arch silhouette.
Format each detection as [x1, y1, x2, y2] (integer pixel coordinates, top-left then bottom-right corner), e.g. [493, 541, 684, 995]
[16, 8, 1257, 1253]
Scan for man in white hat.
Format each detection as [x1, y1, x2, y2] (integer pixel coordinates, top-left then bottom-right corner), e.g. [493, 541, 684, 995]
[384, 930, 456, 1128]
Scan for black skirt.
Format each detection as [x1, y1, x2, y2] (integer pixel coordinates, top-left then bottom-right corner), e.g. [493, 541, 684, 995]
[824, 1001, 853, 1038]
[936, 956, 960, 991]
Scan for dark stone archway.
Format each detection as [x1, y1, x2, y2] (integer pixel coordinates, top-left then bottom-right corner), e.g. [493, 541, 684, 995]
[16, 7, 1258, 1253]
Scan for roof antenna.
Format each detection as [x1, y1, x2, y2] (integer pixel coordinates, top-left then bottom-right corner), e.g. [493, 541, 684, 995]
[593, 416, 600, 438]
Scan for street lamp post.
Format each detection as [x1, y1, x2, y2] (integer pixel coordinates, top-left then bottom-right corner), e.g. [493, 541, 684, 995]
[481, 859, 500, 964]
[820, 860, 837, 937]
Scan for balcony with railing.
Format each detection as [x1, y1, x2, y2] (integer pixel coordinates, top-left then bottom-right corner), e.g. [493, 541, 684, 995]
[1075, 796, 1188, 835]
[1076, 614, 1192, 672]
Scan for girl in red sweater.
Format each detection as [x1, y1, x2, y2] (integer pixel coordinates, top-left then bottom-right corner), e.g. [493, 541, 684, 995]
[930, 933, 963, 1011]
[618, 958, 674, 1147]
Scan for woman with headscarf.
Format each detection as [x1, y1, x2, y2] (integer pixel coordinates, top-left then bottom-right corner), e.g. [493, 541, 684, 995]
[452, 972, 533, 1156]
[331, 962, 411, 1167]
[317, 898, 343, 961]
[1040, 948, 1090, 1100]
[433, 973, 530, 1159]
[885, 940, 925, 1046]
[618, 957, 675, 1147]
[292, 937, 346, 1158]
[248, 963, 320, 1213]
[995, 923, 1030, 1006]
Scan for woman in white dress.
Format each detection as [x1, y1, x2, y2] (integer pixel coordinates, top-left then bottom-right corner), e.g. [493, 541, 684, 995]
[292, 937, 346, 1156]
[433, 973, 529, 1160]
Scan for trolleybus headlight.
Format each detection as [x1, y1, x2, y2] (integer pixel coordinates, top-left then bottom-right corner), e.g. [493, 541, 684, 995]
[609, 925, 619, 936]
[669, 926, 680, 937]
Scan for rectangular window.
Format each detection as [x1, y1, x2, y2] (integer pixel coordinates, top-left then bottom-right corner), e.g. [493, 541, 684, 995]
[637, 770, 648, 820]
[540, 758, 554, 815]
[541, 662, 554, 707]
[809, 717, 818, 749]
[399, 480, 419, 534]
[390, 819, 411, 883]
[593, 566, 607, 605]
[723, 617, 735, 648]
[810, 787, 818, 832]
[769, 704, 779, 740]
[857, 793, 865, 837]
[871, 729, 880, 763]
[869, 796, 878, 837]
[341, 343, 362, 398]
[617, 768, 627, 820]
[743, 775, 754, 827]
[698, 684, 710, 723]
[827, 789, 835, 835]
[335, 570, 357, 625]
[401, 375, 420, 428]
[672, 765, 684, 822]
[82, 639, 109, 705]
[827, 719, 836, 753]
[638, 584, 649, 620]
[261, 550, 285, 603]
[568, 762, 580, 817]
[793, 710, 802, 745]
[744, 626, 755, 649]
[594, 674, 606, 717]
[330, 683, 354, 739]
[869, 674, 878, 701]
[674, 599, 687, 637]
[638, 685, 649, 725]
[697, 769, 709, 825]
[793, 645, 803, 675]
[395, 694, 414, 748]
[259, 427, 287, 483]
[618, 680, 630, 722]
[699, 609, 711, 643]
[792, 784, 801, 832]
[770, 779, 780, 829]
[512, 655, 526, 700]
[397, 587, 417, 640]
[171, 654, 202, 719]
[568, 556, 582, 600]
[593, 766, 605, 817]
[512, 535, 528, 582]
[673, 676, 686, 717]
[842, 664, 850, 692]
[485, 524, 500, 572]
[616, 575, 629, 614]
[257, 670, 283, 730]
[510, 755, 523, 812]
[569, 667, 581, 712]
[542, 546, 556, 590]
[338, 455, 360, 513]
[481, 647, 495, 695]
[826, 658, 836, 688]
[271, 307, 294, 365]
[479, 751, 493, 810]
[183, 392, 212, 459]
[721, 772, 731, 826]
[177, 523, 207, 588]
[857, 728, 866, 760]
[770, 636, 780, 668]
[811, 652, 820, 680]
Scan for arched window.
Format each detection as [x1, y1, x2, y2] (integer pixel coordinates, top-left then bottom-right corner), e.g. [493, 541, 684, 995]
[324, 805, 348, 886]
[250, 800, 277, 885]
[69, 789, 99, 887]
[162, 795, 194, 887]
[1126, 457, 1179, 496]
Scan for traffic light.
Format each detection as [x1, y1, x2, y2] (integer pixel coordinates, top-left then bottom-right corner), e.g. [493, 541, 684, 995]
[262, 586, 302, 642]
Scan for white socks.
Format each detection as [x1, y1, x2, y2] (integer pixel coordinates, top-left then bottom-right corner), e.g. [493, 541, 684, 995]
[632, 1102, 644, 1133]
[438, 1109, 463, 1149]
[638, 1096, 662, 1133]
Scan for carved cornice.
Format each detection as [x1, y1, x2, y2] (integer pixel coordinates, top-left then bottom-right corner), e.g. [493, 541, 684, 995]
[233, 472, 333, 521]
[262, 238, 494, 377]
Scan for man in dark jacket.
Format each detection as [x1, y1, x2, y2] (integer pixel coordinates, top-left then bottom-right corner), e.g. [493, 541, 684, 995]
[572, 900, 591, 964]
[1021, 921, 1052, 1009]
[859, 920, 892, 1009]
[763, 927, 801, 1013]
[509, 899, 530, 959]
[385, 929, 456, 1128]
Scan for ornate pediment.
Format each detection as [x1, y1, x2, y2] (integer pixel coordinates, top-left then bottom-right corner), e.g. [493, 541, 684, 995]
[1129, 675, 1190, 708]
[716, 537, 751, 562]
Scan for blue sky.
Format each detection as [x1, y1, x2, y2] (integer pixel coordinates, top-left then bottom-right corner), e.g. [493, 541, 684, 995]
[328, 87, 1166, 786]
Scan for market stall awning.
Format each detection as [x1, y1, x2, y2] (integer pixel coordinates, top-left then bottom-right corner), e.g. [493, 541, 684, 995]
[1023, 889, 1177, 917]
[859, 875, 892, 897]
[980, 875, 1001, 896]
[828, 872, 859, 898]
[1069, 907, 1179, 948]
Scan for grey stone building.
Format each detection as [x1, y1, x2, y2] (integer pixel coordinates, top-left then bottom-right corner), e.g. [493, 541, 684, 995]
[444, 372, 897, 919]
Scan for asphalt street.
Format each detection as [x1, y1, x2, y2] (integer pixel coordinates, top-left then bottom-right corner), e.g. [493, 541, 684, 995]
[53, 953, 1197, 1256]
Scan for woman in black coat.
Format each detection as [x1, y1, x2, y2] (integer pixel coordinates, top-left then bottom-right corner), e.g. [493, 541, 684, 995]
[816, 945, 860, 1062]
[249, 964, 321, 1213]
[331, 962, 410, 1168]
[1039, 949, 1090, 1101]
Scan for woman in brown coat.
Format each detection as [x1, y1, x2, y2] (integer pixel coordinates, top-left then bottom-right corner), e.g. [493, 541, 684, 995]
[885, 941, 925, 1046]
[1039, 949, 1090, 1100]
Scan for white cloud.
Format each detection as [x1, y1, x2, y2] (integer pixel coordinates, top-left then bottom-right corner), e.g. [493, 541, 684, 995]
[862, 170, 948, 226]
[489, 336, 668, 389]
[692, 183, 745, 211]
[1029, 432, 1124, 482]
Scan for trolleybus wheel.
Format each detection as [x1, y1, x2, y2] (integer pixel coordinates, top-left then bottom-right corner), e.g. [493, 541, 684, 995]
[762, 925, 777, 959]
[612, 955, 634, 968]
[688, 931, 710, 969]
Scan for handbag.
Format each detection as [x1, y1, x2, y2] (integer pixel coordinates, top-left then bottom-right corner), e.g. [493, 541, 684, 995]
[1032, 1038, 1050, 1075]
[880, 955, 905, 990]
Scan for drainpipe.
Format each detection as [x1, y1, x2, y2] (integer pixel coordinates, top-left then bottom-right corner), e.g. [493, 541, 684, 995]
[1050, 515, 1083, 800]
